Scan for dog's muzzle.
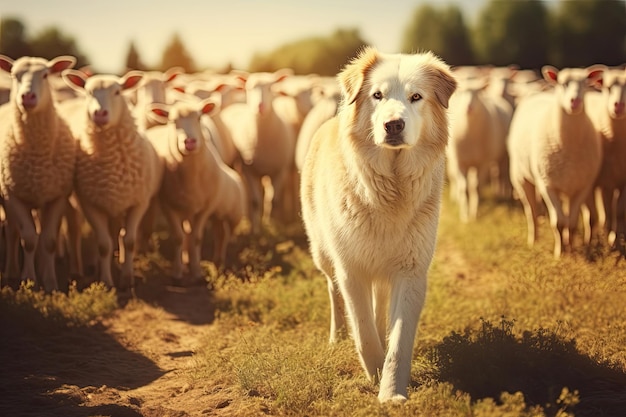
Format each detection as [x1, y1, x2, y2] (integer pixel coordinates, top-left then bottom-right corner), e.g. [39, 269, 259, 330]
[383, 119, 406, 147]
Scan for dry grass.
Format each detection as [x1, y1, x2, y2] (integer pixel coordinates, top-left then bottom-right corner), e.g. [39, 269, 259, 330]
[1, 190, 625, 416]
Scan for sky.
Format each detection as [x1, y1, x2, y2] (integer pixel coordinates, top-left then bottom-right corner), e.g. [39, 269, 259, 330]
[2, 0, 488, 74]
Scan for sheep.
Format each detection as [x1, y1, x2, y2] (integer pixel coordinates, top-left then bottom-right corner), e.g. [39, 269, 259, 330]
[145, 99, 246, 278]
[295, 77, 341, 171]
[446, 76, 511, 222]
[0, 54, 77, 292]
[584, 68, 626, 251]
[60, 69, 164, 288]
[219, 69, 296, 234]
[132, 67, 183, 132]
[507, 65, 604, 258]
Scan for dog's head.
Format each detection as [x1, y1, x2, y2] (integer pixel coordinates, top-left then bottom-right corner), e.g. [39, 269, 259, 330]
[338, 46, 456, 150]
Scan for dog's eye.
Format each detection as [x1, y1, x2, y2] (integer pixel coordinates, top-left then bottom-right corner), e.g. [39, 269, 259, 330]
[372, 91, 383, 100]
[410, 93, 422, 103]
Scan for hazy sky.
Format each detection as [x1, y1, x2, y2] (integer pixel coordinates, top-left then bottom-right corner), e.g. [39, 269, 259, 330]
[2, 0, 488, 73]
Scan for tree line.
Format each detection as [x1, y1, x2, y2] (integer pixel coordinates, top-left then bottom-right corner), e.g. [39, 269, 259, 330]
[1, 0, 624, 76]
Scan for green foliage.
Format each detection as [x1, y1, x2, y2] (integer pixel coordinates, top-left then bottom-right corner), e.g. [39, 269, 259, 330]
[247, 28, 368, 75]
[26, 26, 90, 68]
[473, 0, 550, 68]
[551, 0, 626, 67]
[401, 4, 474, 66]
[159, 32, 196, 73]
[0, 17, 32, 58]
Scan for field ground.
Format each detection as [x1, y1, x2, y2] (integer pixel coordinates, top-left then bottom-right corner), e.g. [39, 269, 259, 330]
[1, 193, 626, 417]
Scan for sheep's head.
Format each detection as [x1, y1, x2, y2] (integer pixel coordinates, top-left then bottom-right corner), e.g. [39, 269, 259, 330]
[0, 54, 75, 115]
[148, 99, 217, 156]
[237, 69, 292, 116]
[63, 70, 143, 130]
[542, 65, 605, 115]
[600, 69, 626, 120]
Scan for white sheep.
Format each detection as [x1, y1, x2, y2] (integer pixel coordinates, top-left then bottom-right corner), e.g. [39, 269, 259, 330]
[584, 68, 626, 250]
[145, 99, 246, 278]
[0, 54, 77, 292]
[294, 77, 341, 171]
[507, 65, 604, 258]
[219, 69, 296, 233]
[447, 77, 511, 222]
[60, 69, 164, 288]
[132, 67, 183, 132]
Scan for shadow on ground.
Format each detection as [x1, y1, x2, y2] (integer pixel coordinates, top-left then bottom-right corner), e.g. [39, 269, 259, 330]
[431, 319, 626, 417]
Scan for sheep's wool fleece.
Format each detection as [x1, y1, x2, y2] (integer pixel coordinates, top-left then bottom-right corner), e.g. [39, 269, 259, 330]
[75, 111, 151, 217]
[0, 103, 75, 207]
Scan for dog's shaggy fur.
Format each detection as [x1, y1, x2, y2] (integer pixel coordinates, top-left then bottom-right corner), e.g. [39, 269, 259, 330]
[300, 47, 456, 402]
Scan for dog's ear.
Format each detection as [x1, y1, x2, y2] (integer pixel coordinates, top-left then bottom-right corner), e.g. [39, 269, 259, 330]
[338, 46, 379, 105]
[428, 56, 457, 109]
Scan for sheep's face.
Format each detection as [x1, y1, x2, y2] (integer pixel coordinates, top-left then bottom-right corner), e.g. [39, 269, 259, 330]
[83, 76, 130, 129]
[169, 103, 206, 156]
[243, 70, 291, 116]
[602, 70, 626, 120]
[3, 56, 75, 115]
[543, 66, 604, 116]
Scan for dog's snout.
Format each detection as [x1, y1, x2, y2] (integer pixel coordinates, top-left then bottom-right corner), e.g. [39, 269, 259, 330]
[384, 119, 405, 135]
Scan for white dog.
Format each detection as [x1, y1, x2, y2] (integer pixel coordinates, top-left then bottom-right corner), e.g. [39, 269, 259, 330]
[300, 47, 456, 402]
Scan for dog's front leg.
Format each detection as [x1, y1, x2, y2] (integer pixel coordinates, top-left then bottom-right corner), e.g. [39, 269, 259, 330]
[337, 267, 385, 382]
[378, 273, 427, 402]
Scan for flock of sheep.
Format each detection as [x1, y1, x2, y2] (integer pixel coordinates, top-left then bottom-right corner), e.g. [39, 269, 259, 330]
[447, 63, 626, 259]
[0, 53, 624, 293]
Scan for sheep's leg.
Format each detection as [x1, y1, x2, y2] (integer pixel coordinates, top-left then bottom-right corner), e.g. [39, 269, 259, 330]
[455, 168, 469, 223]
[467, 166, 479, 221]
[81, 203, 114, 287]
[188, 209, 212, 280]
[583, 188, 600, 246]
[569, 187, 592, 252]
[162, 206, 185, 280]
[37, 197, 68, 292]
[538, 186, 566, 258]
[244, 170, 264, 234]
[602, 187, 617, 245]
[120, 201, 150, 287]
[65, 195, 84, 277]
[517, 179, 540, 247]
[3, 215, 21, 283]
[613, 187, 626, 254]
[211, 217, 230, 267]
[4, 197, 38, 284]
[269, 169, 288, 225]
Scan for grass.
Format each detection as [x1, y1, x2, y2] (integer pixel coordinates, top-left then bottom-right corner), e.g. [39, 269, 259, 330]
[2, 190, 626, 416]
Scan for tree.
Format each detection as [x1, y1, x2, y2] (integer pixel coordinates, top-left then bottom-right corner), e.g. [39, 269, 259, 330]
[551, 0, 626, 67]
[29, 26, 89, 68]
[473, 0, 549, 68]
[125, 40, 147, 71]
[248, 28, 368, 75]
[159, 33, 196, 73]
[401, 5, 474, 66]
[0, 17, 32, 58]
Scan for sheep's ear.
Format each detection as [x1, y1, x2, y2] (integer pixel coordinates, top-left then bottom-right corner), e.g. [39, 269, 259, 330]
[199, 99, 219, 116]
[120, 71, 144, 91]
[62, 69, 88, 92]
[0, 54, 14, 73]
[48, 55, 76, 74]
[147, 103, 170, 125]
[586, 64, 606, 87]
[541, 66, 559, 84]
[230, 70, 249, 85]
[273, 68, 293, 83]
[338, 46, 379, 105]
[164, 66, 184, 83]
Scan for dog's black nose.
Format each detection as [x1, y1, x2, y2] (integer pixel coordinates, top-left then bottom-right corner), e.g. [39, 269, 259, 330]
[384, 119, 405, 135]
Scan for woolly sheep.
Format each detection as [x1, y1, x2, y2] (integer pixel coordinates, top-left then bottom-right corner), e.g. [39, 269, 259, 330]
[584, 68, 626, 250]
[447, 77, 511, 222]
[132, 67, 183, 132]
[145, 99, 246, 277]
[0, 54, 77, 292]
[219, 69, 296, 233]
[60, 69, 164, 288]
[507, 65, 604, 258]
